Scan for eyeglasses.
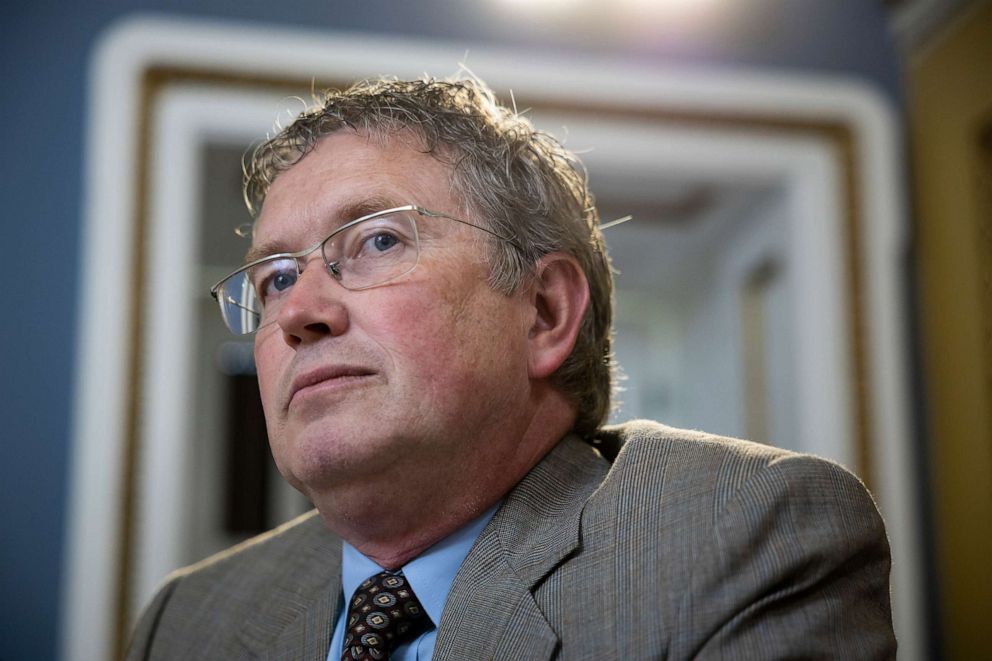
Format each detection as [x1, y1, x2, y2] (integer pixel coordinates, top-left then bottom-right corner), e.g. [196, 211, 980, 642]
[209, 205, 519, 335]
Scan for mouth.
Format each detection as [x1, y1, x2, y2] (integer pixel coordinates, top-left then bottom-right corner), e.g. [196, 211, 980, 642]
[288, 365, 377, 407]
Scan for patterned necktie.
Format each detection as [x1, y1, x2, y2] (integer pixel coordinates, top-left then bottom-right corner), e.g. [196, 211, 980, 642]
[341, 571, 432, 660]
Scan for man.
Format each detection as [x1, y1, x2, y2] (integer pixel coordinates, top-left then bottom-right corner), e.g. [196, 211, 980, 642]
[128, 77, 896, 660]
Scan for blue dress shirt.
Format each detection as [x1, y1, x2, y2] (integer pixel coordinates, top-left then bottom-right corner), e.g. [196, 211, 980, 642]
[328, 503, 499, 661]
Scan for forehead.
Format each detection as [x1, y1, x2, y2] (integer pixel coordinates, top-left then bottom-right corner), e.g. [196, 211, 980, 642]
[251, 130, 460, 246]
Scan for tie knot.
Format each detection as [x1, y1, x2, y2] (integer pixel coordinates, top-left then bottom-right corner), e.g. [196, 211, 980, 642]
[342, 571, 432, 661]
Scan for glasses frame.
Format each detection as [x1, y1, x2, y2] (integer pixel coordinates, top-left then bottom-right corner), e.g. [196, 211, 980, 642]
[209, 204, 521, 334]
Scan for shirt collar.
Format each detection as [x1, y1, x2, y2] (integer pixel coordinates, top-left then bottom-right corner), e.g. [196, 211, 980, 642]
[340, 501, 500, 627]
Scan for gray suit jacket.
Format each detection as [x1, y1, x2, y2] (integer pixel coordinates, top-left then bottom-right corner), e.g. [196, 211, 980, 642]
[128, 420, 896, 660]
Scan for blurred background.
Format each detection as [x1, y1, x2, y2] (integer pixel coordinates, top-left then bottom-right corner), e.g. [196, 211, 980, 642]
[2, 0, 989, 659]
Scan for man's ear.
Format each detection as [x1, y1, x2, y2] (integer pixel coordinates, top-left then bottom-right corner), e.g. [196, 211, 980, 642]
[527, 252, 590, 380]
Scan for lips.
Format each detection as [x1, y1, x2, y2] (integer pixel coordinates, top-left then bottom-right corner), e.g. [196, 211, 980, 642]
[288, 365, 377, 407]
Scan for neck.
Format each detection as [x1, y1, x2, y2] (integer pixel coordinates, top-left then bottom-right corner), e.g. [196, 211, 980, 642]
[310, 387, 576, 569]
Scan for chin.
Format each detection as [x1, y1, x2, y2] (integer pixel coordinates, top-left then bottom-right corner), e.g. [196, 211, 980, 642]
[276, 423, 399, 491]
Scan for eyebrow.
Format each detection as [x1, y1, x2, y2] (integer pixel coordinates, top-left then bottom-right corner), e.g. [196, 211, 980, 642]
[242, 194, 406, 265]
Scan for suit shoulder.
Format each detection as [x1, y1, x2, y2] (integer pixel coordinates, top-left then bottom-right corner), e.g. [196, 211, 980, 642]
[589, 423, 894, 658]
[599, 419, 865, 479]
[170, 509, 331, 584]
[143, 509, 337, 624]
[593, 420, 878, 521]
[127, 510, 339, 659]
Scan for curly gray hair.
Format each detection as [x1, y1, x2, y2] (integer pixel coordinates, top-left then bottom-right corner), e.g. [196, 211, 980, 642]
[244, 77, 616, 438]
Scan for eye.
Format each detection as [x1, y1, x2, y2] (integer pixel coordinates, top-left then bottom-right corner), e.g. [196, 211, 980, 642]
[329, 213, 416, 267]
[369, 232, 400, 253]
[252, 259, 298, 304]
[347, 223, 411, 260]
[269, 271, 297, 292]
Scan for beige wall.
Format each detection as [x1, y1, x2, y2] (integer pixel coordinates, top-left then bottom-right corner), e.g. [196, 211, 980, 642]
[909, 2, 992, 656]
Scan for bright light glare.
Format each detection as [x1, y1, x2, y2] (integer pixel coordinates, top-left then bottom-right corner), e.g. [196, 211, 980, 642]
[620, 0, 720, 19]
[498, 0, 583, 9]
[494, 0, 725, 34]
[625, 0, 706, 8]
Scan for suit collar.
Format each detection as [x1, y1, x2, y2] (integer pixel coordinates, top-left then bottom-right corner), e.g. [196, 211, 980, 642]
[433, 435, 611, 660]
[493, 434, 610, 584]
[236, 512, 343, 660]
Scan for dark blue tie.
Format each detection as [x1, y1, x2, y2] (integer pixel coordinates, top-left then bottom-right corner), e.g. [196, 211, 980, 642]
[341, 571, 431, 660]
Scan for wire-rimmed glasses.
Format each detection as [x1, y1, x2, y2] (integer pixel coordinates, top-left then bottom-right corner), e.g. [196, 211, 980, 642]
[209, 205, 519, 335]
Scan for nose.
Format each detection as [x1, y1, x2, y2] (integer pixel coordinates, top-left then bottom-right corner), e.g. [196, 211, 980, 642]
[274, 254, 349, 348]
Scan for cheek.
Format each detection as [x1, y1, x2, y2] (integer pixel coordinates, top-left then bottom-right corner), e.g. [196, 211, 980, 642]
[371, 282, 525, 393]
[252, 331, 286, 420]
[372, 296, 459, 372]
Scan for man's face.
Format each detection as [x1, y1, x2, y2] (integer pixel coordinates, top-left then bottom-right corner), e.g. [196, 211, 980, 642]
[251, 130, 535, 499]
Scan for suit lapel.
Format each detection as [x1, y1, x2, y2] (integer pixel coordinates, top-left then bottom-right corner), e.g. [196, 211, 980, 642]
[433, 436, 611, 660]
[235, 513, 344, 660]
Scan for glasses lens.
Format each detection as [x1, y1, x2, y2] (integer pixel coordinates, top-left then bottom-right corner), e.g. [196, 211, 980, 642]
[213, 209, 423, 335]
[323, 210, 420, 290]
[215, 271, 261, 335]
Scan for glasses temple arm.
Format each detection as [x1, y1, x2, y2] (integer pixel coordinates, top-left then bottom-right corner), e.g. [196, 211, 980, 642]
[223, 295, 260, 317]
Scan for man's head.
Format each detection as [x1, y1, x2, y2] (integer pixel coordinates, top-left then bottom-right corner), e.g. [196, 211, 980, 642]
[244, 77, 615, 439]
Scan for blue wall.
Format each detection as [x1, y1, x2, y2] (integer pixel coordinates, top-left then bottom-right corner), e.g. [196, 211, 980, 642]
[0, 1, 899, 658]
